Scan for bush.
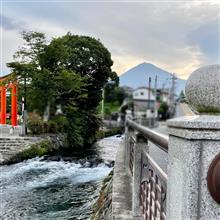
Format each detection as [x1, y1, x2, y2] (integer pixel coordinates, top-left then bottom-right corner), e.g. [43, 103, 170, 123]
[28, 119, 44, 135]
[43, 121, 49, 133]
[53, 116, 69, 132]
[19, 140, 53, 159]
[48, 121, 58, 133]
[96, 127, 122, 139]
[158, 102, 169, 120]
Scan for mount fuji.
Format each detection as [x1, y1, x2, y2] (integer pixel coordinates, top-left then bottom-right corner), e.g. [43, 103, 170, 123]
[119, 62, 186, 94]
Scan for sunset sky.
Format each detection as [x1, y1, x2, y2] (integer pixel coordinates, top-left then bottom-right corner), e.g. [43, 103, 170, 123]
[1, 0, 219, 79]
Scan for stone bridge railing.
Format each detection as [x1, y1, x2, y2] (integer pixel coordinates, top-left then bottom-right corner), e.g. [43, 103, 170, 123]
[124, 64, 220, 220]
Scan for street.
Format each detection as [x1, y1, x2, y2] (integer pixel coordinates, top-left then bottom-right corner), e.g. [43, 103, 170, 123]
[149, 103, 195, 173]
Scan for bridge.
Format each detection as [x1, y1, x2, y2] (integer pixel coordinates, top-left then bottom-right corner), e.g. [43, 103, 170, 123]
[111, 65, 220, 220]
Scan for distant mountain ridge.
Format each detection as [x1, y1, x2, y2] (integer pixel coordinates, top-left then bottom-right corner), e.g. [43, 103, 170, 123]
[119, 62, 186, 94]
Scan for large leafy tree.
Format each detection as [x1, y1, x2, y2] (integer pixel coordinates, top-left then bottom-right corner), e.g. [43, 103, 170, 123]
[7, 31, 117, 148]
[41, 33, 117, 109]
[40, 33, 117, 146]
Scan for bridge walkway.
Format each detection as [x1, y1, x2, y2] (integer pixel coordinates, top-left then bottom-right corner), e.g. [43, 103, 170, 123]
[112, 137, 142, 220]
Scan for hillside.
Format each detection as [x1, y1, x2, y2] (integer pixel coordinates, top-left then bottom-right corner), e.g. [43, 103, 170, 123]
[119, 62, 186, 94]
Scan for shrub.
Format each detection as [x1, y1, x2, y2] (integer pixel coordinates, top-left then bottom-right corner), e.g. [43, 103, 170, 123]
[53, 116, 69, 132]
[28, 119, 44, 135]
[43, 121, 49, 133]
[96, 127, 122, 139]
[158, 102, 169, 120]
[48, 121, 58, 133]
[19, 140, 53, 159]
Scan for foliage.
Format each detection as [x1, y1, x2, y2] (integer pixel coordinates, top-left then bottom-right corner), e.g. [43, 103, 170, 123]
[8, 31, 117, 148]
[158, 102, 169, 120]
[53, 115, 69, 132]
[90, 170, 113, 220]
[97, 101, 121, 116]
[105, 85, 127, 105]
[19, 140, 53, 160]
[28, 119, 44, 135]
[42, 33, 118, 110]
[47, 121, 58, 133]
[7, 31, 47, 113]
[96, 127, 122, 139]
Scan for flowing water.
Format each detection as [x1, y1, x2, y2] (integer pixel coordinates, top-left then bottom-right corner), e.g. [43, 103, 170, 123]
[0, 136, 122, 220]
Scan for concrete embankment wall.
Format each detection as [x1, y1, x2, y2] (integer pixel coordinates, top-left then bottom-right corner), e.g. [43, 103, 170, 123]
[91, 137, 139, 219]
[0, 134, 65, 165]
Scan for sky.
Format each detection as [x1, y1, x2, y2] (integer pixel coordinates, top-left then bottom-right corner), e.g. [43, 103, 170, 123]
[0, 0, 220, 79]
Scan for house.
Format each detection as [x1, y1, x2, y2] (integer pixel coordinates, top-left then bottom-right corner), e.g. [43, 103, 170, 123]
[132, 87, 156, 113]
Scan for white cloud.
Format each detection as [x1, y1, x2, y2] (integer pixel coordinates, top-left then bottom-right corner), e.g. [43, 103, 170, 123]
[1, 28, 22, 76]
[1, 1, 219, 79]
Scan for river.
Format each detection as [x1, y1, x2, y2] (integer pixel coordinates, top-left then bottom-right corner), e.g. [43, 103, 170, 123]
[0, 136, 121, 220]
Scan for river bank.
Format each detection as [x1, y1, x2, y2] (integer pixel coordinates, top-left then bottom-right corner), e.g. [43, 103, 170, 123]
[0, 135, 122, 219]
[0, 134, 65, 165]
[0, 125, 122, 166]
[90, 170, 113, 220]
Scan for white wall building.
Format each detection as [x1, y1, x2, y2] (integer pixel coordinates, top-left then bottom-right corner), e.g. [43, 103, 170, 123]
[132, 87, 157, 117]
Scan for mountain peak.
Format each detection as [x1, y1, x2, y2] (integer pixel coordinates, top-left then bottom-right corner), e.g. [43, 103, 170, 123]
[137, 62, 155, 67]
[119, 63, 186, 94]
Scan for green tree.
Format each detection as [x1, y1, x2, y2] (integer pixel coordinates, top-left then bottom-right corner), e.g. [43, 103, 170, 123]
[158, 102, 169, 120]
[42, 33, 117, 109]
[54, 70, 89, 146]
[40, 33, 116, 146]
[7, 31, 47, 114]
[8, 31, 117, 148]
[105, 85, 127, 105]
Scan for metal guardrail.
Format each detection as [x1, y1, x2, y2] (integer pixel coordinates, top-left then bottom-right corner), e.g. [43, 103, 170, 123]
[126, 119, 168, 220]
[140, 152, 167, 220]
[129, 136, 135, 175]
[127, 119, 168, 153]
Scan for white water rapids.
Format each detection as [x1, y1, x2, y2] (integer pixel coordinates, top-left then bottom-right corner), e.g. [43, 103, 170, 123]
[0, 135, 122, 220]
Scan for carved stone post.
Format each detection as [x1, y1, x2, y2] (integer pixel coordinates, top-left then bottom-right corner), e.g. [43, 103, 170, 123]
[167, 65, 220, 219]
[124, 124, 131, 170]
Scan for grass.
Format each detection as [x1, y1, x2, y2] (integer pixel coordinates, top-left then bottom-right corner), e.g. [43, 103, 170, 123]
[18, 140, 53, 160]
[97, 101, 121, 115]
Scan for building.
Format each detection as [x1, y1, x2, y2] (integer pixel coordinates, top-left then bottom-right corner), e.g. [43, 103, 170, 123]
[133, 87, 156, 113]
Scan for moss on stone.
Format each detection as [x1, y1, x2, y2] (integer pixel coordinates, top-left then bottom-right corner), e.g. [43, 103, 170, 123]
[18, 140, 53, 160]
[193, 104, 220, 114]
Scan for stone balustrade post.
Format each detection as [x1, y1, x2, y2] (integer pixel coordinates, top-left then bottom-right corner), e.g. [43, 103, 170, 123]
[124, 125, 131, 170]
[132, 132, 148, 217]
[167, 64, 220, 219]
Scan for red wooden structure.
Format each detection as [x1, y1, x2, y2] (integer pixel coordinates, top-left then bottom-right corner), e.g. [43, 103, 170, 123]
[0, 74, 18, 126]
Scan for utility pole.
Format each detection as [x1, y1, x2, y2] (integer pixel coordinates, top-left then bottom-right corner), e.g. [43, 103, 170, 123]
[148, 77, 151, 110]
[154, 75, 157, 108]
[101, 88, 105, 121]
[169, 73, 177, 117]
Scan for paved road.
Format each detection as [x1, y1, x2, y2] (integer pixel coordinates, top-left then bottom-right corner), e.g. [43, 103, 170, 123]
[175, 103, 195, 117]
[149, 103, 195, 173]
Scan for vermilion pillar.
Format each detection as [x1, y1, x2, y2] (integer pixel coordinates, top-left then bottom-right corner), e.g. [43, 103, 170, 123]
[11, 84, 18, 126]
[1, 86, 6, 125]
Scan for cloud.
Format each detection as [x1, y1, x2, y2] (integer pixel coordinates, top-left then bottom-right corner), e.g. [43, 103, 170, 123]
[1, 14, 26, 31]
[187, 20, 220, 63]
[1, 1, 219, 79]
